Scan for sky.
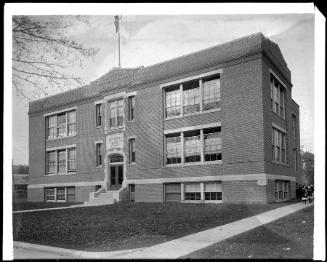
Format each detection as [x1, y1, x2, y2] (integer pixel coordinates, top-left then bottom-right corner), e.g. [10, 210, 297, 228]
[12, 13, 314, 165]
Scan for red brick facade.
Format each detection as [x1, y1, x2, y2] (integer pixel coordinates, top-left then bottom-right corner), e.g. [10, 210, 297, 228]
[28, 33, 300, 204]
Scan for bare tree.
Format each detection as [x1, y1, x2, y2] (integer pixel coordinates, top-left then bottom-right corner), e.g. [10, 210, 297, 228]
[12, 15, 99, 100]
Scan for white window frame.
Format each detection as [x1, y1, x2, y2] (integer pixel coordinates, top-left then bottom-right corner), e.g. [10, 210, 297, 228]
[45, 145, 76, 176]
[95, 142, 103, 167]
[46, 109, 77, 140]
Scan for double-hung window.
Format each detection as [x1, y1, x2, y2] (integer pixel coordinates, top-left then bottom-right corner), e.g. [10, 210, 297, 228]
[128, 138, 136, 164]
[128, 96, 135, 121]
[109, 99, 124, 128]
[270, 74, 286, 118]
[67, 148, 76, 172]
[272, 127, 287, 164]
[292, 114, 296, 139]
[57, 150, 66, 173]
[165, 86, 181, 117]
[48, 116, 57, 139]
[184, 183, 201, 200]
[166, 133, 182, 164]
[96, 143, 103, 167]
[184, 130, 201, 163]
[203, 76, 220, 110]
[67, 111, 76, 136]
[57, 113, 66, 138]
[45, 187, 76, 202]
[183, 80, 200, 114]
[47, 151, 56, 174]
[96, 103, 103, 127]
[204, 127, 222, 161]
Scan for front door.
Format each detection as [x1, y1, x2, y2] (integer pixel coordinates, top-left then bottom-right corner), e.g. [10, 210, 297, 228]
[110, 165, 123, 190]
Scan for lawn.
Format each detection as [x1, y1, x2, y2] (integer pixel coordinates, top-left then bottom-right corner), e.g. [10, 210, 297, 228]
[13, 201, 295, 252]
[13, 201, 83, 211]
[182, 205, 314, 259]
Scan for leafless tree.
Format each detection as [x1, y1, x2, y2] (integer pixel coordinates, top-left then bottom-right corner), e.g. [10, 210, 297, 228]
[12, 15, 99, 100]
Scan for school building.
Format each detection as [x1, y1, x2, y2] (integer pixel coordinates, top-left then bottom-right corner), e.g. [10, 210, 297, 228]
[28, 32, 301, 204]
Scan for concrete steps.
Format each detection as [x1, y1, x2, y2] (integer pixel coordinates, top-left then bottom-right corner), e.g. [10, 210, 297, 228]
[84, 190, 117, 206]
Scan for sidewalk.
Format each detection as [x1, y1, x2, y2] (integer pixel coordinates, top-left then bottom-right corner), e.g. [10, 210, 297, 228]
[14, 202, 313, 259]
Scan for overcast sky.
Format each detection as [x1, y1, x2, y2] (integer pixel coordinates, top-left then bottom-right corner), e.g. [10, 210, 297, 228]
[12, 13, 314, 165]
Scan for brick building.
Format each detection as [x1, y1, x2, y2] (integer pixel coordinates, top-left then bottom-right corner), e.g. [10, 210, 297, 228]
[28, 33, 301, 204]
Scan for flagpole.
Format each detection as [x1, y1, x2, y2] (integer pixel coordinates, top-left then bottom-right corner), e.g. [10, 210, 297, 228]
[118, 17, 121, 68]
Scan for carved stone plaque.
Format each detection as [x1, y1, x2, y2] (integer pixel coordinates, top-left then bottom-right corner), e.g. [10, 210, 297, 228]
[106, 133, 123, 150]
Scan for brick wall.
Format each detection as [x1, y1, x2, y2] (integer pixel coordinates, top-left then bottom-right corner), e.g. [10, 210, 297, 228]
[27, 188, 44, 201]
[222, 180, 268, 203]
[135, 184, 164, 202]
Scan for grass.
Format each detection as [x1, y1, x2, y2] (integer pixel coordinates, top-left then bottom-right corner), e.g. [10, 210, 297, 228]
[13, 201, 294, 252]
[13, 201, 83, 211]
[182, 205, 314, 259]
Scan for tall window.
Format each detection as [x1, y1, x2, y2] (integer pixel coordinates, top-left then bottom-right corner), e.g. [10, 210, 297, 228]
[166, 133, 182, 164]
[46, 110, 77, 139]
[203, 76, 220, 110]
[47, 151, 56, 174]
[275, 180, 290, 201]
[129, 138, 136, 163]
[96, 103, 103, 127]
[57, 150, 66, 173]
[109, 99, 124, 128]
[96, 143, 103, 167]
[67, 148, 76, 172]
[270, 74, 286, 118]
[272, 128, 286, 164]
[165, 86, 181, 117]
[48, 116, 57, 139]
[293, 148, 298, 171]
[128, 96, 135, 121]
[57, 113, 66, 137]
[204, 127, 222, 161]
[184, 130, 201, 163]
[67, 111, 76, 136]
[292, 114, 297, 139]
[183, 80, 200, 114]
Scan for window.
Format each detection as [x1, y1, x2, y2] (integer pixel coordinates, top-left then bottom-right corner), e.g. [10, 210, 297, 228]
[164, 73, 221, 119]
[275, 180, 290, 201]
[203, 76, 220, 110]
[204, 127, 222, 161]
[165, 125, 222, 165]
[96, 143, 103, 167]
[45, 188, 55, 201]
[270, 74, 286, 118]
[47, 151, 56, 174]
[272, 128, 286, 164]
[128, 138, 136, 164]
[57, 113, 66, 137]
[164, 183, 181, 202]
[184, 183, 201, 200]
[56, 187, 66, 201]
[48, 116, 57, 139]
[166, 133, 182, 164]
[67, 148, 76, 172]
[204, 182, 222, 200]
[67, 111, 76, 136]
[165, 86, 181, 117]
[44, 187, 76, 202]
[183, 80, 200, 114]
[128, 96, 135, 121]
[46, 110, 77, 139]
[293, 148, 298, 171]
[109, 99, 124, 128]
[57, 150, 66, 173]
[184, 130, 201, 163]
[292, 114, 297, 139]
[96, 103, 103, 127]
[46, 147, 76, 175]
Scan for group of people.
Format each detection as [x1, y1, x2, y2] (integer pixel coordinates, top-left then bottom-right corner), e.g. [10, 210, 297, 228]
[296, 184, 314, 204]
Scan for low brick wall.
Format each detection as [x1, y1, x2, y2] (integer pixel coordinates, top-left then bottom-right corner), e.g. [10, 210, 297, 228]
[135, 183, 164, 202]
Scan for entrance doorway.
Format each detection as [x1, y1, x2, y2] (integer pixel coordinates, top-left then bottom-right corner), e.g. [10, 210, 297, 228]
[109, 154, 124, 190]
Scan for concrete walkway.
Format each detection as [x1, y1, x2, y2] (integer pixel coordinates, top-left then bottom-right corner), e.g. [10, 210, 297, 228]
[14, 202, 313, 259]
[13, 203, 94, 214]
